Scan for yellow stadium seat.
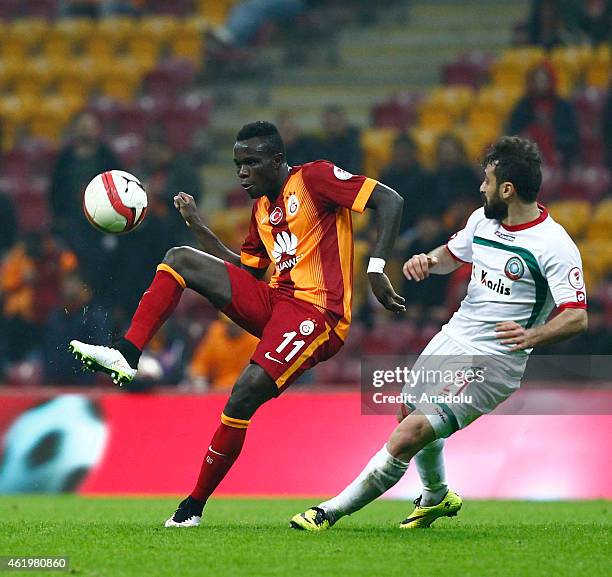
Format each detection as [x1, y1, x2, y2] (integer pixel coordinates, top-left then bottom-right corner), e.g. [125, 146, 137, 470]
[1, 119, 17, 151]
[594, 43, 611, 64]
[476, 85, 523, 117]
[453, 124, 497, 163]
[550, 45, 593, 78]
[0, 37, 29, 63]
[360, 127, 398, 179]
[547, 200, 592, 238]
[96, 16, 137, 49]
[587, 199, 612, 240]
[0, 95, 36, 125]
[125, 36, 161, 72]
[490, 62, 528, 91]
[42, 36, 73, 61]
[98, 58, 144, 101]
[8, 18, 49, 51]
[12, 58, 55, 99]
[28, 95, 82, 142]
[426, 86, 475, 120]
[53, 18, 96, 48]
[140, 15, 181, 45]
[585, 61, 610, 89]
[198, 0, 236, 25]
[498, 46, 546, 68]
[578, 240, 612, 288]
[170, 18, 207, 64]
[466, 106, 504, 136]
[84, 35, 119, 61]
[417, 106, 454, 132]
[409, 126, 447, 168]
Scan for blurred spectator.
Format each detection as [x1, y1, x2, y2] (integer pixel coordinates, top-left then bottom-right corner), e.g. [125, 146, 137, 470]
[276, 112, 319, 166]
[0, 233, 77, 363]
[430, 134, 481, 215]
[401, 216, 451, 317]
[59, 0, 142, 18]
[314, 105, 363, 174]
[43, 273, 111, 385]
[527, 0, 565, 48]
[0, 191, 17, 258]
[212, 0, 306, 46]
[563, 0, 612, 45]
[604, 87, 612, 169]
[187, 316, 259, 391]
[50, 111, 123, 243]
[508, 63, 579, 168]
[379, 135, 431, 235]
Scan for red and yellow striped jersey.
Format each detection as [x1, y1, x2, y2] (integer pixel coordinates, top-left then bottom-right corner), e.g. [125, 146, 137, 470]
[240, 161, 378, 341]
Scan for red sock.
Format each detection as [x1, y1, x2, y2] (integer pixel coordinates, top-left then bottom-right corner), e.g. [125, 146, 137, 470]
[190, 415, 249, 503]
[124, 264, 185, 351]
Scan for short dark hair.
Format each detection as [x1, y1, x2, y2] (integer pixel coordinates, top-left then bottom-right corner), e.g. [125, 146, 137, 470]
[236, 121, 285, 155]
[482, 136, 542, 202]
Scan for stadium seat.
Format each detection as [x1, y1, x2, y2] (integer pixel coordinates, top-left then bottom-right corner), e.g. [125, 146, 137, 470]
[2, 139, 57, 178]
[547, 200, 591, 238]
[99, 58, 145, 102]
[466, 106, 504, 138]
[11, 178, 51, 232]
[170, 18, 207, 65]
[28, 95, 80, 142]
[145, 58, 197, 99]
[0, 94, 36, 125]
[442, 51, 493, 89]
[587, 199, 612, 241]
[425, 86, 475, 120]
[84, 35, 118, 62]
[96, 16, 137, 49]
[53, 18, 96, 47]
[371, 92, 421, 130]
[539, 165, 564, 202]
[140, 15, 181, 44]
[110, 133, 144, 168]
[453, 124, 496, 163]
[360, 127, 397, 179]
[417, 106, 454, 132]
[410, 126, 447, 167]
[197, 0, 236, 25]
[585, 61, 610, 89]
[125, 36, 161, 72]
[8, 18, 49, 51]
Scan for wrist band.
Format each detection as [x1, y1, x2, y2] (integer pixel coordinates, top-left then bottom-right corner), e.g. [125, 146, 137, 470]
[367, 257, 386, 274]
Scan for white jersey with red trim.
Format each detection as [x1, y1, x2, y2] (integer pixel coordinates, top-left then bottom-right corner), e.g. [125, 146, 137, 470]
[443, 205, 587, 355]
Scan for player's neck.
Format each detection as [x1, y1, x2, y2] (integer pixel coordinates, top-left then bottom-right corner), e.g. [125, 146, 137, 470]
[266, 164, 291, 201]
[502, 202, 541, 227]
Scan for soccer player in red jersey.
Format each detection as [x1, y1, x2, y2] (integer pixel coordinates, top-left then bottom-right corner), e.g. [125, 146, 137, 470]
[69, 121, 405, 526]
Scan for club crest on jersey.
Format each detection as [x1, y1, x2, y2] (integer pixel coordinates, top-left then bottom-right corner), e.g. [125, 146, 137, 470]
[333, 166, 353, 180]
[299, 319, 316, 336]
[568, 267, 584, 289]
[504, 256, 525, 280]
[270, 206, 284, 225]
[287, 194, 300, 216]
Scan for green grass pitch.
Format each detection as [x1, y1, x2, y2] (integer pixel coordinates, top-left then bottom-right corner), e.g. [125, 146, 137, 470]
[0, 497, 609, 577]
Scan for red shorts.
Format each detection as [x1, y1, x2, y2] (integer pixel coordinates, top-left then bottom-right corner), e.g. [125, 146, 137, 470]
[221, 262, 344, 392]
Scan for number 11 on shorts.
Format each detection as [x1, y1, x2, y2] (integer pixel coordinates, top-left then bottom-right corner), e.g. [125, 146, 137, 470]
[276, 331, 306, 362]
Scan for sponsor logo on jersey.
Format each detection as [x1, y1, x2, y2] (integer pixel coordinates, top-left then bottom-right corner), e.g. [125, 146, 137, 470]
[270, 206, 284, 225]
[333, 166, 353, 180]
[272, 231, 301, 271]
[504, 256, 525, 280]
[299, 319, 315, 336]
[287, 194, 300, 216]
[480, 269, 512, 295]
[495, 230, 516, 242]
[568, 267, 584, 289]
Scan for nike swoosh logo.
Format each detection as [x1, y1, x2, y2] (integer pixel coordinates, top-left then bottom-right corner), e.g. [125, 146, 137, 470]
[403, 515, 427, 524]
[264, 352, 284, 364]
[208, 446, 227, 457]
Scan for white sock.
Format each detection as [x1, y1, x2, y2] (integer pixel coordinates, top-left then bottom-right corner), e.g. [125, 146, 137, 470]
[319, 445, 409, 523]
[414, 438, 448, 506]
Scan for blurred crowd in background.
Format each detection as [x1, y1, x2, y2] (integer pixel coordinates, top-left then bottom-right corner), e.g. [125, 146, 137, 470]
[0, 0, 610, 389]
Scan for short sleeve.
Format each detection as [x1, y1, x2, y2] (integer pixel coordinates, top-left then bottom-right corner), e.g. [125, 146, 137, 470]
[301, 160, 378, 213]
[446, 208, 484, 264]
[240, 204, 271, 270]
[541, 234, 587, 309]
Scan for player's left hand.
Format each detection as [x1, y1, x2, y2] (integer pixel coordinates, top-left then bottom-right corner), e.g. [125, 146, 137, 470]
[495, 321, 538, 351]
[173, 191, 202, 227]
[368, 272, 406, 313]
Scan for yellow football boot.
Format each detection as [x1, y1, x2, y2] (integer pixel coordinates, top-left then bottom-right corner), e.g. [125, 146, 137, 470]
[290, 507, 333, 531]
[399, 490, 462, 529]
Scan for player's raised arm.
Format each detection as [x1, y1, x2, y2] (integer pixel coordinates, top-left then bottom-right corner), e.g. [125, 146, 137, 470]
[403, 245, 462, 281]
[364, 183, 406, 312]
[173, 192, 241, 266]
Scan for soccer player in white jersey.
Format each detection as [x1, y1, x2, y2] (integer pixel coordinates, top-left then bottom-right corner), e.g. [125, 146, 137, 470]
[291, 136, 588, 531]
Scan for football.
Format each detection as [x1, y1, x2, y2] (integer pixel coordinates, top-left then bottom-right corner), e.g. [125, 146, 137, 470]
[83, 170, 148, 234]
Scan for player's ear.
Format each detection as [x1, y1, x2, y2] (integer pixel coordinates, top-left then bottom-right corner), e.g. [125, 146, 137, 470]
[500, 181, 515, 199]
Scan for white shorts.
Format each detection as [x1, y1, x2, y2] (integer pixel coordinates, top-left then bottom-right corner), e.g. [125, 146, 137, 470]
[401, 331, 527, 438]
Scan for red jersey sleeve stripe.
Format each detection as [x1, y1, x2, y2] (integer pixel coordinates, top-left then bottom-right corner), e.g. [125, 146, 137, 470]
[351, 178, 378, 213]
[557, 302, 588, 310]
[445, 244, 470, 264]
[240, 251, 270, 269]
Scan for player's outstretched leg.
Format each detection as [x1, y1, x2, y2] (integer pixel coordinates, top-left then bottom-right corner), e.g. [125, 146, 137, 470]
[165, 364, 277, 527]
[70, 247, 231, 385]
[290, 413, 434, 531]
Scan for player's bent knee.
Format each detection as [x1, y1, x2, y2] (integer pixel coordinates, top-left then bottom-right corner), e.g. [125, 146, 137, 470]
[163, 246, 192, 272]
[224, 366, 278, 420]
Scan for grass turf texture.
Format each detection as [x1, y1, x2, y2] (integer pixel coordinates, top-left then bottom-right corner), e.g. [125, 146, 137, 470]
[0, 497, 609, 577]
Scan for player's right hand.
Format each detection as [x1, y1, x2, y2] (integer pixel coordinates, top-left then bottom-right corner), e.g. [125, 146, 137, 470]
[173, 192, 201, 227]
[403, 254, 439, 282]
[368, 272, 406, 312]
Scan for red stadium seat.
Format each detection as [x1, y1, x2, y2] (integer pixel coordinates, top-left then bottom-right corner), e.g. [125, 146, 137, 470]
[10, 178, 51, 232]
[2, 139, 57, 178]
[442, 51, 493, 89]
[371, 92, 422, 130]
[559, 165, 611, 201]
[110, 133, 144, 169]
[145, 59, 197, 99]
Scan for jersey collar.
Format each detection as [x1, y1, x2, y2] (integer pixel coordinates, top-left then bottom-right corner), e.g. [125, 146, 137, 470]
[501, 203, 548, 231]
